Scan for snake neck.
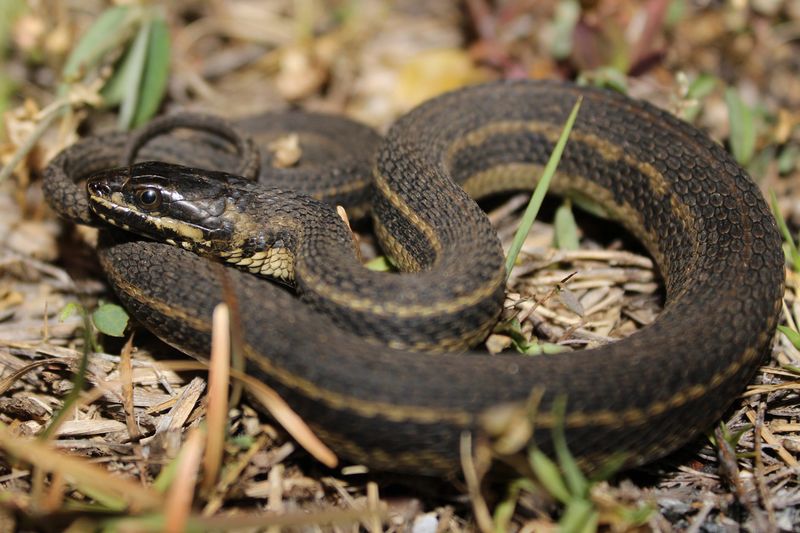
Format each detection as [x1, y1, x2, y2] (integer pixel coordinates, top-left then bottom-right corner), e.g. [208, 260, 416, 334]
[222, 183, 506, 353]
[220, 187, 360, 287]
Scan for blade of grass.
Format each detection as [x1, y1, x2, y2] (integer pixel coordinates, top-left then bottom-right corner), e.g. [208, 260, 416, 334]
[551, 396, 588, 498]
[0, 422, 161, 511]
[118, 18, 151, 130]
[201, 304, 232, 494]
[505, 96, 583, 278]
[60, 6, 138, 89]
[777, 325, 800, 350]
[0, 101, 69, 183]
[132, 15, 171, 127]
[554, 199, 580, 250]
[724, 87, 756, 167]
[770, 190, 800, 272]
[164, 427, 205, 533]
[528, 448, 571, 504]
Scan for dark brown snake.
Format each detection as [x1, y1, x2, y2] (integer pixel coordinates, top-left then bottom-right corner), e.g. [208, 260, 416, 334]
[43, 80, 785, 475]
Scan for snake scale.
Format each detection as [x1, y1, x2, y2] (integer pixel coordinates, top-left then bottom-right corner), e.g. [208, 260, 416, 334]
[44, 80, 785, 475]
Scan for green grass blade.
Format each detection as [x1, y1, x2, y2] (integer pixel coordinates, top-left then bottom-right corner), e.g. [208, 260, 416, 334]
[770, 190, 800, 272]
[132, 15, 171, 127]
[505, 96, 583, 278]
[551, 396, 588, 497]
[559, 499, 597, 533]
[528, 448, 571, 504]
[60, 6, 136, 88]
[778, 325, 800, 350]
[724, 87, 756, 166]
[554, 199, 580, 250]
[118, 19, 151, 130]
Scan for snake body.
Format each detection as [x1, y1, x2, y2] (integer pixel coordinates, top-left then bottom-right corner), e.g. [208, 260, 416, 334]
[44, 80, 785, 475]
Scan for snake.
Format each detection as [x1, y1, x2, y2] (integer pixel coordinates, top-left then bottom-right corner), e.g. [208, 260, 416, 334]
[43, 80, 785, 476]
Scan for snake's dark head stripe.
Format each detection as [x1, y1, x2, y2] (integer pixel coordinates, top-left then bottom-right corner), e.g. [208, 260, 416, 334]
[87, 161, 241, 253]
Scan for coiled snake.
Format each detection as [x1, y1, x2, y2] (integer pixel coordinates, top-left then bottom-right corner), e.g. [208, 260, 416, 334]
[44, 80, 784, 475]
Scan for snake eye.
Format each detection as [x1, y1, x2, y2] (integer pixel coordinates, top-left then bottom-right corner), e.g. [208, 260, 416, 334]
[136, 188, 162, 210]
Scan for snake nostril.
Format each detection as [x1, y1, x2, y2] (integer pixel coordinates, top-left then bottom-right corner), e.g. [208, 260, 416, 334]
[89, 181, 112, 197]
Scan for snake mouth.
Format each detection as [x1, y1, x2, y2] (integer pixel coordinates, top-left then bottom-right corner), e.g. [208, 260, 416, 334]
[85, 167, 140, 229]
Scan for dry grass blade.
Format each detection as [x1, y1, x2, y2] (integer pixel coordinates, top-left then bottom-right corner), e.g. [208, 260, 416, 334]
[366, 482, 382, 533]
[753, 404, 778, 530]
[202, 435, 270, 516]
[0, 423, 161, 511]
[191, 505, 388, 530]
[460, 432, 493, 533]
[164, 426, 205, 533]
[244, 378, 338, 468]
[147, 377, 205, 439]
[137, 359, 338, 468]
[266, 463, 283, 533]
[746, 411, 798, 468]
[119, 335, 140, 440]
[0, 358, 66, 394]
[201, 303, 231, 494]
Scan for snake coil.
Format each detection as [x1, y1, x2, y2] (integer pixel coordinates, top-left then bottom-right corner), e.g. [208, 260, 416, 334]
[44, 80, 784, 475]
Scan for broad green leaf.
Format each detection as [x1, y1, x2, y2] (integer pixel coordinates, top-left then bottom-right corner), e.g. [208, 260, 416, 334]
[554, 200, 580, 250]
[540, 342, 568, 355]
[131, 15, 171, 127]
[724, 87, 756, 166]
[61, 6, 134, 85]
[92, 303, 130, 337]
[571, 194, 610, 219]
[528, 448, 571, 504]
[118, 19, 151, 130]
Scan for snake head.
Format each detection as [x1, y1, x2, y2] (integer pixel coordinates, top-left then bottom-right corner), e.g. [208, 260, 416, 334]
[86, 161, 236, 253]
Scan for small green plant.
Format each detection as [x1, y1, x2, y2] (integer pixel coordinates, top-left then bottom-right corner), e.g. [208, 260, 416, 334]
[0, 4, 171, 183]
[60, 4, 171, 129]
[495, 398, 650, 533]
[493, 318, 566, 355]
[38, 302, 128, 440]
[709, 421, 754, 459]
[61, 301, 130, 346]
